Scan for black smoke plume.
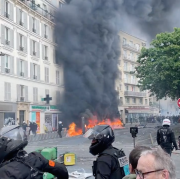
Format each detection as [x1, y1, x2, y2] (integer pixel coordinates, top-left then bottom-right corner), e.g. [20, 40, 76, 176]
[55, 0, 180, 124]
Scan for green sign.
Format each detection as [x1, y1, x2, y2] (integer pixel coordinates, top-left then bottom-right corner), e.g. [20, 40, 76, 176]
[31, 105, 59, 111]
[32, 106, 47, 110]
[50, 105, 58, 109]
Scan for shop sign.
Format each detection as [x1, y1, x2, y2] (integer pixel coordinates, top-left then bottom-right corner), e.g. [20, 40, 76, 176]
[31, 105, 59, 112]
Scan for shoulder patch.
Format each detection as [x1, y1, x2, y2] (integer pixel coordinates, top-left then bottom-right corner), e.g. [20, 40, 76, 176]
[49, 160, 55, 167]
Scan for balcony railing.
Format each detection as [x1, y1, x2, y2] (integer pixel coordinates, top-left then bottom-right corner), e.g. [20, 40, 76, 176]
[123, 44, 140, 53]
[19, 0, 54, 22]
[124, 91, 146, 97]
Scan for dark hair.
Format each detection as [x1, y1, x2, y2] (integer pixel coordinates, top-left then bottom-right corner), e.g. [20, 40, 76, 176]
[129, 146, 151, 170]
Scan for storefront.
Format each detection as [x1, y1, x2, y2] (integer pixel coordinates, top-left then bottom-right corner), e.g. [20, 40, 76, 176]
[0, 102, 17, 129]
[29, 105, 61, 134]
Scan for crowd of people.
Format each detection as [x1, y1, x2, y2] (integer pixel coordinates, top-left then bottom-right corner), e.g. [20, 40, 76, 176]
[126, 115, 180, 124]
[0, 118, 179, 178]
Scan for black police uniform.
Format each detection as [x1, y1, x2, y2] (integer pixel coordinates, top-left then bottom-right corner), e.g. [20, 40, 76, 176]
[157, 126, 178, 155]
[0, 150, 68, 179]
[93, 146, 125, 179]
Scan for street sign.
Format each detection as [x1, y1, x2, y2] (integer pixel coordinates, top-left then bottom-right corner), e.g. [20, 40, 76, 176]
[177, 98, 180, 107]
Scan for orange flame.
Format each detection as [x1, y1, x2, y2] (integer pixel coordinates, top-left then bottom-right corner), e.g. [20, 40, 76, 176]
[67, 118, 123, 137]
[67, 122, 82, 137]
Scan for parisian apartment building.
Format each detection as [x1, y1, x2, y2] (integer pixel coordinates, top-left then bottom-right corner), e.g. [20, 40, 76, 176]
[117, 31, 159, 123]
[0, 0, 65, 133]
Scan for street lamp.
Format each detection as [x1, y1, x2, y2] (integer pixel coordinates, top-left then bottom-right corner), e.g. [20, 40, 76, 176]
[0, 52, 5, 56]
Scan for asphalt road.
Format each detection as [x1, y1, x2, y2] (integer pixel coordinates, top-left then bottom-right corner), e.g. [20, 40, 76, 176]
[25, 124, 180, 178]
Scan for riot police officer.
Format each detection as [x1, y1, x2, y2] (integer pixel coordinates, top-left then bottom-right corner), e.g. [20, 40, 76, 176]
[84, 124, 128, 179]
[0, 136, 68, 179]
[157, 118, 178, 155]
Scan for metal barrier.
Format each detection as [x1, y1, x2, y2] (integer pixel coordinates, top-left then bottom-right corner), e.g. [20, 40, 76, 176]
[28, 128, 67, 143]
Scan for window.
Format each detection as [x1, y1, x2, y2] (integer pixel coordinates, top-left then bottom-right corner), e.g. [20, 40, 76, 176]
[131, 64, 134, 71]
[132, 98, 136, 104]
[145, 99, 148, 105]
[20, 85, 25, 97]
[43, 4, 48, 17]
[44, 25, 48, 38]
[125, 85, 128, 91]
[5, 27, 10, 45]
[132, 86, 135, 91]
[5, 1, 10, 18]
[33, 87, 38, 102]
[19, 10, 23, 26]
[33, 64, 37, 79]
[130, 41, 133, 47]
[56, 71, 60, 85]
[4, 82, 11, 101]
[120, 97, 123, 105]
[139, 98, 143, 104]
[32, 40, 36, 56]
[135, 44, 140, 51]
[19, 34, 24, 51]
[59, 2, 63, 8]
[123, 38, 126, 45]
[44, 45, 48, 60]
[125, 97, 129, 104]
[123, 50, 127, 58]
[124, 74, 128, 83]
[45, 67, 49, 83]
[45, 89, 49, 95]
[5, 55, 10, 69]
[124, 62, 128, 71]
[131, 76, 135, 84]
[19, 60, 24, 76]
[32, 17, 36, 33]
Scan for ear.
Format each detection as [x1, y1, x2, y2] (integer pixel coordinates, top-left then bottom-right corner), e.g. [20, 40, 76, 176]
[129, 164, 133, 173]
[162, 170, 169, 179]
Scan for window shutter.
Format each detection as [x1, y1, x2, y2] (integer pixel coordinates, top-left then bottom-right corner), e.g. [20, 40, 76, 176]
[8, 83, 11, 100]
[36, 88, 38, 102]
[4, 82, 7, 100]
[22, 35, 24, 49]
[25, 86, 28, 102]
[10, 29, 14, 48]
[29, 16, 32, 32]
[1, 56, 5, 73]
[17, 84, 20, 101]
[37, 42, 40, 58]
[16, 7, 19, 24]
[16, 33, 19, 50]
[1, 0, 5, 16]
[46, 25, 49, 38]
[33, 87, 35, 102]
[47, 68, 49, 83]
[36, 19, 39, 35]
[25, 61, 28, 78]
[24, 36, 27, 53]
[30, 39, 33, 55]
[24, 11, 27, 28]
[16, 58, 19, 76]
[37, 65, 40, 81]
[9, 2, 13, 21]
[42, 23, 45, 38]
[10, 56, 14, 74]
[30, 62, 33, 79]
[42, 45, 45, 60]
[1, 25, 5, 44]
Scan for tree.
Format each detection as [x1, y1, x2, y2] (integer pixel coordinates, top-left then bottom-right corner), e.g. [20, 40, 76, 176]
[135, 28, 180, 100]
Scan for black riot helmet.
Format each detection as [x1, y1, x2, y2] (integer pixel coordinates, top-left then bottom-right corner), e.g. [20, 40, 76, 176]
[84, 125, 115, 155]
[0, 125, 27, 141]
[0, 136, 28, 164]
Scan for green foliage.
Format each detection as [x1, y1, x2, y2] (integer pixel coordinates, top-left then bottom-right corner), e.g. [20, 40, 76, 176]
[136, 28, 180, 100]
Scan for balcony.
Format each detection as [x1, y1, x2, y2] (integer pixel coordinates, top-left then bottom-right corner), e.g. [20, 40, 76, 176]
[124, 91, 147, 97]
[124, 79, 137, 85]
[123, 44, 140, 53]
[19, 0, 54, 22]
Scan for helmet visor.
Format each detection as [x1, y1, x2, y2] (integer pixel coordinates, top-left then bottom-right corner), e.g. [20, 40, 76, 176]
[83, 128, 103, 140]
[1, 127, 26, 141]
